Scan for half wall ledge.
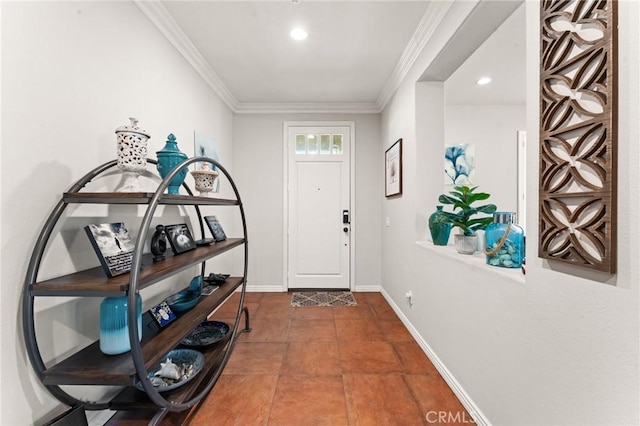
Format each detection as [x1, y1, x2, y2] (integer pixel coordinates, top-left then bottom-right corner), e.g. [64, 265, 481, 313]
[415, 241, 525, 285]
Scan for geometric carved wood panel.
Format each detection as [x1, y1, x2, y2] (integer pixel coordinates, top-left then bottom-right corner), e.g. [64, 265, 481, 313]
[539, 0, 617, 273]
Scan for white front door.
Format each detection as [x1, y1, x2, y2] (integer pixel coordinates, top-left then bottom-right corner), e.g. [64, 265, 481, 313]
[286, 125, 351, 289]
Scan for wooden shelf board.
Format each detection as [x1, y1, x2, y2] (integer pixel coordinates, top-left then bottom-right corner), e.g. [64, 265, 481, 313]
[63, 192, 239, 206]
[31, 239, 245, 296]
[41, 277, 243, 386]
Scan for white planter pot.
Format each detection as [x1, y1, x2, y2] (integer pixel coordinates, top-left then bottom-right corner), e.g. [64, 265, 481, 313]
[454, 234, 478, 254]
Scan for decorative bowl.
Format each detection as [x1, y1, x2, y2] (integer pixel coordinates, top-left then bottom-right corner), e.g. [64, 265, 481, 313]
[135, 349, 204, 393]
[165, 289, 200, 312]
[181, 321, 230, 348]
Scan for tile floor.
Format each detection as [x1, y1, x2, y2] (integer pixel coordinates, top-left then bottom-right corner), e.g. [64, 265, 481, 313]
[190, 292, 474, 425]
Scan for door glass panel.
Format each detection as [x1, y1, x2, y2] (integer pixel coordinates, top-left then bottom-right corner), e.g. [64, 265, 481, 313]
[295, 134, 306, 154]
[332, 134, 343, 154]
[307, 135, 318, 154]
[320, 134, 331, 154]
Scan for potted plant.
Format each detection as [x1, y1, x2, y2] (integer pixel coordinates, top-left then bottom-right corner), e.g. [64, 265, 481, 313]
[438, 185, 497, 254]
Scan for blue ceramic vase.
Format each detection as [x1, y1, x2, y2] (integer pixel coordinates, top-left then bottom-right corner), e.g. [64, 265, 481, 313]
[484, 212, 525, 268]
[156, 133, 188, 195]
[99, 294, 142, 355]
[429, 206, 452, 246]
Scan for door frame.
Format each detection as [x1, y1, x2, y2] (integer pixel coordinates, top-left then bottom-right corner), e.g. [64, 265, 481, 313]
[282, 121, 356, 292]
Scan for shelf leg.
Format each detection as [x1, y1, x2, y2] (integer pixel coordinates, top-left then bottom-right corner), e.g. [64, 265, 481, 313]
[149, 407, 169, 426]
[241, 306, 252, 332]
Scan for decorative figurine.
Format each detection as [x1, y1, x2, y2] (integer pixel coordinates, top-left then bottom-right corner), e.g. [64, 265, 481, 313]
[150, 225, 167, 262]
[115, 117, 150, 192]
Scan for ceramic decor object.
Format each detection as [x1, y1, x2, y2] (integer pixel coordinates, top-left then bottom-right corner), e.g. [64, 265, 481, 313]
[156, 133, 188, 195]
[115, 117, 150, 192]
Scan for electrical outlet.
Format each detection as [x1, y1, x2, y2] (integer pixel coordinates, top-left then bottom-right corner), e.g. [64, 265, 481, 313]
[405, 290, 413, 305]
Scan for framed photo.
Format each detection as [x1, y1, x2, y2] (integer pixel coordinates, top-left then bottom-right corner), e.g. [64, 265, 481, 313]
[164, 223, 197, 254]
[385, 138, 402, 197]
[204, 215, 227, 242]
[150, 301, 177, 328]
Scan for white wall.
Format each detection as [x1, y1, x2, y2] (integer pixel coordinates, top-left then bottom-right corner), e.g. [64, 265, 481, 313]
[1, 2, 234, 424]
[233, 113, 381, 291]
[381, 1, 639, 425]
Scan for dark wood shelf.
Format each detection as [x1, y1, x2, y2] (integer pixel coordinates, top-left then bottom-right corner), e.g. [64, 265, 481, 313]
[31, 239, 245, 297]
[41, 277, 243, 386]
[63, 192, 239, 206]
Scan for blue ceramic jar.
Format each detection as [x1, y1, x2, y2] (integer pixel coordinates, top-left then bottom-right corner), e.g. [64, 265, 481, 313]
[428, 205, 452, 246]
[484, 212, 524, 268]
[156, 133, 188, 195]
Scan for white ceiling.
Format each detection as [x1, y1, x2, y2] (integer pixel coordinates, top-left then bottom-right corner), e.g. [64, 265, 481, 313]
[139, 1, 525, 112]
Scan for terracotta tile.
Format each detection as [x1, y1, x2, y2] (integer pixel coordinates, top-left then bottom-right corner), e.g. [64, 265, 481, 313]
[332, 304, 375, 320]
[243, 291, 265, 303]
[223, 342, 287, 374]
[370, 302, 399, 320]
[208, 301, 259, 322]
[338, 341, 403, 374]
[290, 306, 335, 320]
[351, 292, 372, 305]
[259, 292, 293, 305]
[280, 341, 342, 375]
[254, 302, 296, 319]
[393, 341, 440, 375]
[335, 318, 384, 341]
[268, 375, 348, 425]
[404, 375, 475, 425]
[377, 319, 414, 342]
[241, 317, 291, 342]
[287, 318, 337, 341]
[343, 374, 425, 425]
[190, 374, 277, 426]
[360, 292, 387, 306]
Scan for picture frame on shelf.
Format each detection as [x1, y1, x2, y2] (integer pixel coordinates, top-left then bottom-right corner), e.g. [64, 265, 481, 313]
[385, 138, 402, 197]
[149, 301, 177, 328]
[204, 215, 227, 242]
[84, 222, 134, 278]
[164, 223, 197, 254]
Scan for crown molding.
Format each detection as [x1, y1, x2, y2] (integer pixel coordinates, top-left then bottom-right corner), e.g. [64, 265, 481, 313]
[234, 102, 380, 114]
[136, 0, 449, 115]
[133, 0, 239, 112]
[376, 1, 454, 111]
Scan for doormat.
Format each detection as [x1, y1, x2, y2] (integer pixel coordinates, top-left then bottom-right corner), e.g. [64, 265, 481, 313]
[290, 291, 357, 307]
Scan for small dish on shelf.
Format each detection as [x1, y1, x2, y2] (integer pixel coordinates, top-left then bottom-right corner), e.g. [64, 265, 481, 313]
[165, 289, 201, 313]
[135, 349, 204, 393]
[180, 321, 230, 348]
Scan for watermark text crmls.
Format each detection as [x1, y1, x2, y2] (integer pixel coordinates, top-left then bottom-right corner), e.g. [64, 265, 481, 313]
[425, 410, 476, 424]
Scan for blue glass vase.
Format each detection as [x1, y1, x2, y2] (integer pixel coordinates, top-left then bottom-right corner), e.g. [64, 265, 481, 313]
[484, 212, 525, 268]
[429, 206, 452, 246]
[99, 294, 142, 355]
[156, 133, 188, 195]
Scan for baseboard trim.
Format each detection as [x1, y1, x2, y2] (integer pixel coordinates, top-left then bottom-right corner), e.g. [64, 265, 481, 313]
[379, 288, 489, 426]
[353, 284, 382, 292]
[245, 285, 286, 293]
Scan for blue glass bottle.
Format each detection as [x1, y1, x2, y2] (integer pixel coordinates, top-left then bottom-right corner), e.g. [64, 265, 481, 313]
[428, 205, 452, 246]
[484, 212, 524, 268]
[156, 133, 188, 195]
[99, 294, 142, 355]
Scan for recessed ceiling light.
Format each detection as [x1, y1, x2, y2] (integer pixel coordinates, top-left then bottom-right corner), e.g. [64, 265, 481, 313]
[290, 28, 308, 41]
[476, 77, 492, 85]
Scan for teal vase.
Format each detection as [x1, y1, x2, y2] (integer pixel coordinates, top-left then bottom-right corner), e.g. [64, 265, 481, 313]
[156, 133, 188, 195]
[429, 206, 452, 246]
[99, 294, 142, 355]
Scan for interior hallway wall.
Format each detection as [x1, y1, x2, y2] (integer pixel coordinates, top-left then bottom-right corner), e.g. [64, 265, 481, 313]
[1, 2, 234, 424]
[380, 1, 639, 424]
[232, 113, 381, 291]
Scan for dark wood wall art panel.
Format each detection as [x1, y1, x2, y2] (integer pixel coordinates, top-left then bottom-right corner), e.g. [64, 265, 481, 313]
[539, 0, 617, 273]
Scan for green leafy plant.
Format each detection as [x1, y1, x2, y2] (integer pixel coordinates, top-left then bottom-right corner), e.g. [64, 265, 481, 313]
[438, 185, 497, 236]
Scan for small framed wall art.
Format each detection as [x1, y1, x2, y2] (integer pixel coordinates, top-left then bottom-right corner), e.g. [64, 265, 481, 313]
[385, 138, 402, 197]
